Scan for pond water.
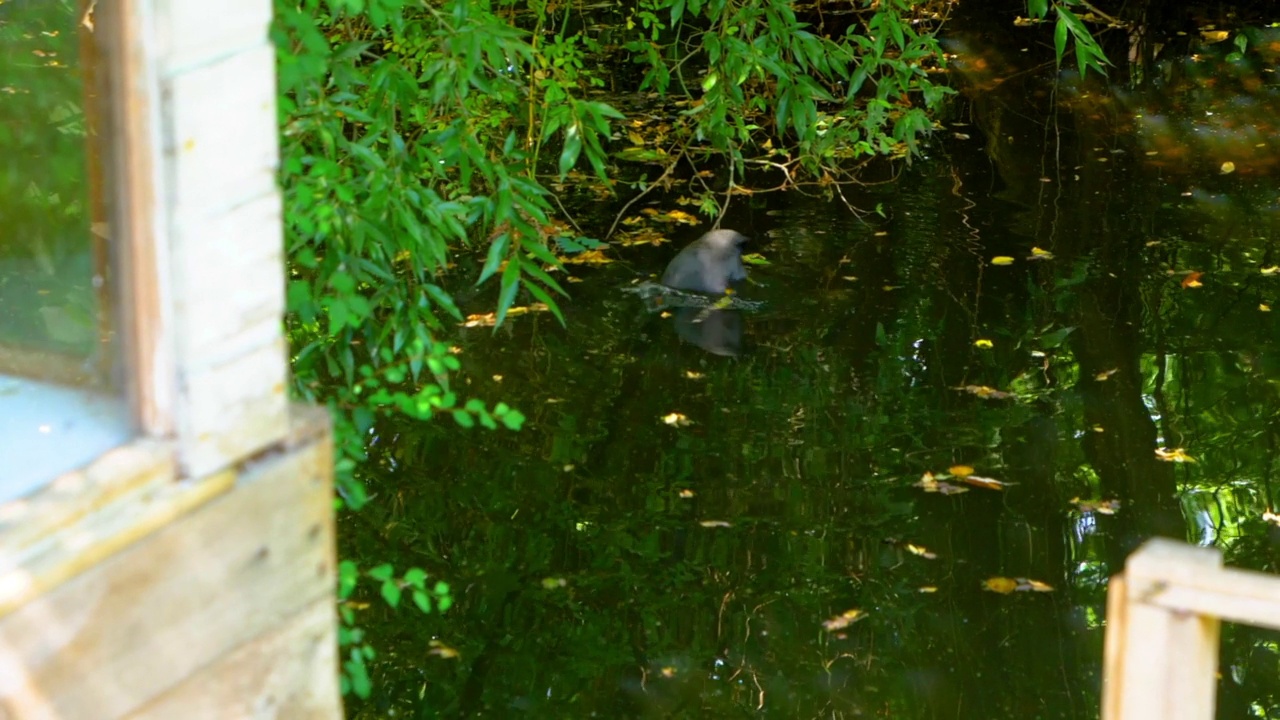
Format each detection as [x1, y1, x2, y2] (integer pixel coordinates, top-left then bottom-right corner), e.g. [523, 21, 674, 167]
[344, 20, 1280, 720]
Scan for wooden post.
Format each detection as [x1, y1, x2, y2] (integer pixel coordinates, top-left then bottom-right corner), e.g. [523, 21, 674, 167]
[1104, 539, 1223, 720]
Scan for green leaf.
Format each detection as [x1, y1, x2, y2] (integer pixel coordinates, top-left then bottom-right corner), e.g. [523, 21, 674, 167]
[1028, 0, 1048, 19]
[412, 589, 433, 613]
[380, 579, 402, 608]
[453, 409, 476, 428]
[1053, 15, 1069, 63]
[403, 567, 428, 588]
[368, 563, 394, 582]
[558, 123, 583, 177]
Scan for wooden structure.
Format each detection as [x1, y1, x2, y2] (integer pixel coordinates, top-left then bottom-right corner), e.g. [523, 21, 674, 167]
[0, 0, 341, 717]
[1103, 538, 1280, 720]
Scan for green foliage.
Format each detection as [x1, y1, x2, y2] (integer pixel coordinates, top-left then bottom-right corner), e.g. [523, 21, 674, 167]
[338, 559, 453, 699]
[1027, 0, 1112, 77]
[621, 0, 952, 196]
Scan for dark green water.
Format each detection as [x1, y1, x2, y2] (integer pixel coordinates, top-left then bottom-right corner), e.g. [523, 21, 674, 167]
[344, 30, 1280, 720]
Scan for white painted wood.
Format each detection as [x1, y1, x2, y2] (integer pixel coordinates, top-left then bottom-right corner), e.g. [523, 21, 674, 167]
[153, 0, 272, 73]
[1139, 564, 1280, 631]
[171, 193, 285, 365]
[177, 338, 288, 478]
[163, 43, 279, 217]
[1109, 540, 1223, 720]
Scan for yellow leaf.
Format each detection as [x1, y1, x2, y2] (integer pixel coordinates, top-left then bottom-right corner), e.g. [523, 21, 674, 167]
[1018, 578, 1055, 592]
[1094, 368, 1119, 381]
[822, 608, 867, 631]
[963, 475, 1008, 490]
[1261, 304, 1272, 312]
[679, 489, 695, 498]
[1028, 247, 1055, 260]
[627, 130, 645, 146]
[918, 586, 938, 593]
[1220, 161, 1236, 174]
[905, 544, 938, 559]
[949, 465, 974, 477]
[1155, 447, 1196, 463]
[1261, 266, 1280, 276]
[991, 256, 1015, 265]
[983, 577, 1018, 594]
[974, 338, 994, 348]
[699, 520, 732, 528]
[662, 412, 691, 427]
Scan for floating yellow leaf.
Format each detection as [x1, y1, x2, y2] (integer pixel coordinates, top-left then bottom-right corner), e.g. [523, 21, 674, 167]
[1220, 161, 1236, 174]
[699, 520, 732, 528]
[959, 385, 1014, 400]
[963, 475, 1009, 491]
[684, 370, 705, 380]
[949, 465, 974, 477]
[1028, 247, 1055, 261]
[429, 640, 461, 659]
[1182, 271, 1204, 288]
[1095, 368, 1119, 381]
[462, 303, 551, 327]
[983, 577, 1018, 594]
[1020, 579, 1054, 592]
[915, 473, 969, 495]
[918, 586, 938, 593]
[662, 412, 692, 427]
[627, 130, 645, 146]
[974, 338, 994, 349]
[1261, 304, 1272, 312]
[822, 608, 867, 631]
[561, 249, 614, 265]
[660, 666, 677, 678]
[1262, 266, 1280, 276]
[1155, 447, 1196, 463]
[1201, 29, 1230, 43]
[678, 489, 695, 498]
[905, 544, 938, 559]
[991, 256, 1015, 266]
[1072, 497, 1121, 515]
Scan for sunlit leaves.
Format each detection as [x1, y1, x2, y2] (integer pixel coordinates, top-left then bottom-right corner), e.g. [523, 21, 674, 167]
[1072, 497, 1120, 515]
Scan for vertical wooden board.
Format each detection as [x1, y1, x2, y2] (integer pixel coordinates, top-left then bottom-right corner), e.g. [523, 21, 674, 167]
[172, 193, 285, 364]
[178, 338, 289, 478]
[154, 0, 272, 72]
[1101, 574, 1127, 720]
[1116, 540, 1223, 720]
[164, 44, 278, 217]
[125, 597, 341, 720]
[0, 429, 333, 720]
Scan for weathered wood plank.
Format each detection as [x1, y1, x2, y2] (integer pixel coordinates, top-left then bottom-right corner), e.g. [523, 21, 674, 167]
[171, 193, 284, 365]
[153, 0, 272, 73]
[0, 413, 333, 719]
[1138, 564, 1280, 631]
[125, 596, 340, 720]
[1112, 539, 1222, 720]
[177, 337, 289, 478]
[164, 43, 278, 216]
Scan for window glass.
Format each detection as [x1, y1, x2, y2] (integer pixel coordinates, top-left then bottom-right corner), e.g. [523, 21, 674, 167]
[0, 0, 131, 499]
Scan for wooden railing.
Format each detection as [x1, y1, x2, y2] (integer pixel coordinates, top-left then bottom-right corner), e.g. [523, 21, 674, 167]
[1104, 538, 1280, 720]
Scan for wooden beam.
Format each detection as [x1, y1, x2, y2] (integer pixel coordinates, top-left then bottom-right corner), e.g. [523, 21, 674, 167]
[0, 408, 334, 719]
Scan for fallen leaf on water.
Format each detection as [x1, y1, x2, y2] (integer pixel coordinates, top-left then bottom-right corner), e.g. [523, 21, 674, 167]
[561, 249, 614, 265]
[684, 370, 705, 380]
[1261, 304, 1272, 312]
[429, 640, 461, 659]
[678, 489, 695, 498]
[948, 465, 974, 477]
[962, 475, 1009, 490]
[1201, 29, 1230, 43]
[905, 544, 938, 559]
[991, 256, 1015, 266]
[983, 577, 1018, 594]
[1028, 247, 1055, 261]
[699, 520, 732, 528]
[1095, 368, 1119, 381]
[1072, 497, 1121, 515]
[662, 412, 692, 427]
[958, 385, 1015, 400]
[660, 666, 677, 678]
[984, 577, 1054, 594]
[822, 608, 867, 631]
[1220, 161, 1236, 174]
[918, 586, 938, 593]
[915, 473, 969, 495]
[1182, 271, 1204, 288]
[974, 338, 994, 348]
[1262, 266, 1280, 276]
[1155, 447, 1196, 463]
[462, 304, 551, 327]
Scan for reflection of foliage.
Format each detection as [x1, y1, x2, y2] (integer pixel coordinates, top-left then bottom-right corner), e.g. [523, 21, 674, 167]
[0, 0, 97, 353]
